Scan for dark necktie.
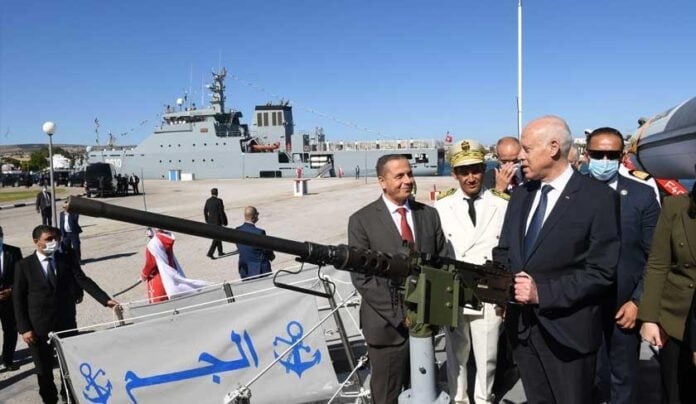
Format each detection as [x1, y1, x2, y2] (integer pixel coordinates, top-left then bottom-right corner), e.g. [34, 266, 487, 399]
[524, 185, 553, 260]
[465, 197, 477, 227]
[396, 207, 415, 244]
[46, 257, 57, 288]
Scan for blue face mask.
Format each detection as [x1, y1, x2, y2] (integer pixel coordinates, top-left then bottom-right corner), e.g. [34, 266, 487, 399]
[588, 158, 619, 182]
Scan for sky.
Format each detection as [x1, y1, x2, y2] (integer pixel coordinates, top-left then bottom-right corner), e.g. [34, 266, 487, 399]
[1, 0, 695, 146]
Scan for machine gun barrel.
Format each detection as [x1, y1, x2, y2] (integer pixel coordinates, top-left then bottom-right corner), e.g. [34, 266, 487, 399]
[66, 196, 412, 279]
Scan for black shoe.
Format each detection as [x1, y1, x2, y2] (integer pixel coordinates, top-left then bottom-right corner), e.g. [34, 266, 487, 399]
[207, 254, 215, 260]
[1, 362, 19, 372]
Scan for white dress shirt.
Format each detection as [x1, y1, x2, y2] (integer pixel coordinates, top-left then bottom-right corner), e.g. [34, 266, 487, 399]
[63, 214, 72, 233]
[35, 250, 54, 278]
[525, 164, 574, 233]
[382, 194, 416, 242]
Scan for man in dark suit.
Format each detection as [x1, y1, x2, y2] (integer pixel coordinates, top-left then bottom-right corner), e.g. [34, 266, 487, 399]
[35, 186, 52, 226]
[204, 187, 228, 259]
[13, 225, 119, 404]
[584, 127, 661, 404]
[483, 136, 523, 194]
[349, 154, 448, 404]
[59, 203, 83, 263]
[493, 116, 620, 404]
[235, 206, 275, 279]
[0, 226, 22, 371]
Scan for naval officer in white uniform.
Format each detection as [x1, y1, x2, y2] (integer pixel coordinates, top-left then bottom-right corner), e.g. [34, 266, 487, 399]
[435, 139, 512, 404]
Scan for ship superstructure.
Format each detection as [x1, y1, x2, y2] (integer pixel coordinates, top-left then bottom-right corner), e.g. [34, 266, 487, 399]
[88, 68, 443, 179]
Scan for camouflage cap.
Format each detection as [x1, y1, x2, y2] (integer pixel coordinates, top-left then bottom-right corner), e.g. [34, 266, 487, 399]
[447, 139, 486, 168]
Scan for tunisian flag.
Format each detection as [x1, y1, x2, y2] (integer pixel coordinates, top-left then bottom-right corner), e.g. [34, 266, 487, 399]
[141, 231, 210, 303]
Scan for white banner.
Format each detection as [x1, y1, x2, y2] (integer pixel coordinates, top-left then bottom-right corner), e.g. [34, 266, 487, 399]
[55, 291, 339, 404]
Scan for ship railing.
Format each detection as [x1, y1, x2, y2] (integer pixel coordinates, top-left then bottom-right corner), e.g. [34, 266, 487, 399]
[322, 139, 442, 151]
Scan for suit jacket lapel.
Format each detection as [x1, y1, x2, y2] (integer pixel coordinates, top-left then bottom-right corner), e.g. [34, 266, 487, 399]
[519, 182, 539, 260]
[473, 192, 497, 243]
[682, 209, 696, 262]
[30, 254, 51, 287]
[375, 198, 403, 247]
[525, 172, 582, 262]
[449, 189, 475, 249]
[411, 201, 425, 251]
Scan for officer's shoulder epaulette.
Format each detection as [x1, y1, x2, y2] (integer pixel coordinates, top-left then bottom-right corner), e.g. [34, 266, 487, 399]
[629, 169, 652, 181]
[437, 188, 457, 200]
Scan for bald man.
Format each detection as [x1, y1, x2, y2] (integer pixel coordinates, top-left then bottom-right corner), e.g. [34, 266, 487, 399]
[483, 136, 524, 193]
[493, 116, 620, 404]
[235, 207, 275, 279]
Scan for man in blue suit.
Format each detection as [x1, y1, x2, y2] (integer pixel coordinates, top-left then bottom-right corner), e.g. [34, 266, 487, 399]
[493, 116, 620, 404]
[586, 127, 661, 404]
[59, 203, 82, 262]
[235, 206, 275, 279]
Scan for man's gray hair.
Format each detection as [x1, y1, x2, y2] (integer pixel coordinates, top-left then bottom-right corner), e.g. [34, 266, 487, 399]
[536, 115, 573, 158]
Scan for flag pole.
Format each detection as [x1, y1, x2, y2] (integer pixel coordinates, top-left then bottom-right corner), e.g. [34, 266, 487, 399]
[517, 0, 523, 138]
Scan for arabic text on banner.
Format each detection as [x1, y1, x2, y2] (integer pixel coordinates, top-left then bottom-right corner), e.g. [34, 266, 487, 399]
[55, 290, 339, 404]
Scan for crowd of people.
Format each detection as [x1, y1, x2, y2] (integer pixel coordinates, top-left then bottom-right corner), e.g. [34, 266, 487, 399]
[1, 115, 694, 404]
[349, 116, 695, 404]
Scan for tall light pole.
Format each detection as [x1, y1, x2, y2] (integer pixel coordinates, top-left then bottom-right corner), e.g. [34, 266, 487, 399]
[517, 0, 523, 138]
[42, 121, 58, 227]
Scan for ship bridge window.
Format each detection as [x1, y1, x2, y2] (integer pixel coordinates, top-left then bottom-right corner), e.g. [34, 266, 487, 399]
[278, 153, 289, 164]
[415, 153, 429, 164]
[263, 113, 269, 127]
[272, 112, 277, 126]
[256, 112, 262, 127]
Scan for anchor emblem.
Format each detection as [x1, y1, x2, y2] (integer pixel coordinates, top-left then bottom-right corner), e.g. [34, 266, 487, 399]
[80, 362, 112, 404]
[273, 320, 321, 378]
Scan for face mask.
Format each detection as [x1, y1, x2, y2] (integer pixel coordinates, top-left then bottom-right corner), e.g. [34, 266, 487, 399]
[43, 241, 58, 256]
[588, 158, 619, 182]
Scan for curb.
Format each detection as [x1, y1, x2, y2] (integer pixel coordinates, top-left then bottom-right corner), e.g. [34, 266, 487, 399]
[0, 197, 65, 211]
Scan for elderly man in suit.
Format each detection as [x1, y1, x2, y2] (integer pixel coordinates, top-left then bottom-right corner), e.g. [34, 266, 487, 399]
[349, 154, 448, 404]
[35, 186, 52, 226]
[435, 140, 511, 404]
[204, 187, 228, 259]
[13, 225, 119, 404]
[0, 226, 22, 371]
[584, 127, 661, 404]
[235, 206, 275, 279]
[493, 116, 620, 404]
[59, 202, 83, 262]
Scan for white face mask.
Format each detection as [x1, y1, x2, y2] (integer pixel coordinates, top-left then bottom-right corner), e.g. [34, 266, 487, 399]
[43, 241, 58, 255]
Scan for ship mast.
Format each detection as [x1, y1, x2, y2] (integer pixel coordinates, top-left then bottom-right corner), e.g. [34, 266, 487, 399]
[209, 68, 227, 114]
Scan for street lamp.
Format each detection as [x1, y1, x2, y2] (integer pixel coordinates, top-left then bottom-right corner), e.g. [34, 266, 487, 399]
[42, 121, 58, 227]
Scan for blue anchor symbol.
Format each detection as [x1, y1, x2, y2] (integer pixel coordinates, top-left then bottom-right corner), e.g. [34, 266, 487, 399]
[273, 321, 321, 378]
[80, 362, 113, 404]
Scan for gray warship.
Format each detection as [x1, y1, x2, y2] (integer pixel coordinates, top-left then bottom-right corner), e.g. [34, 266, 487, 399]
[87, 68, 444, 179]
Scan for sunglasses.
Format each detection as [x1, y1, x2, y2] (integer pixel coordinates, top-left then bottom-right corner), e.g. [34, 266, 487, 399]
[587, 150, 622, 160]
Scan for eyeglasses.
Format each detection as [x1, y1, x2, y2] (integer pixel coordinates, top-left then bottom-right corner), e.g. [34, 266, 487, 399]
[587, 150, 623, 160]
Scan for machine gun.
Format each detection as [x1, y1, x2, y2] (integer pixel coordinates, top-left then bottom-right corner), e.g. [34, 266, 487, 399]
[66, 196, 513, 403]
